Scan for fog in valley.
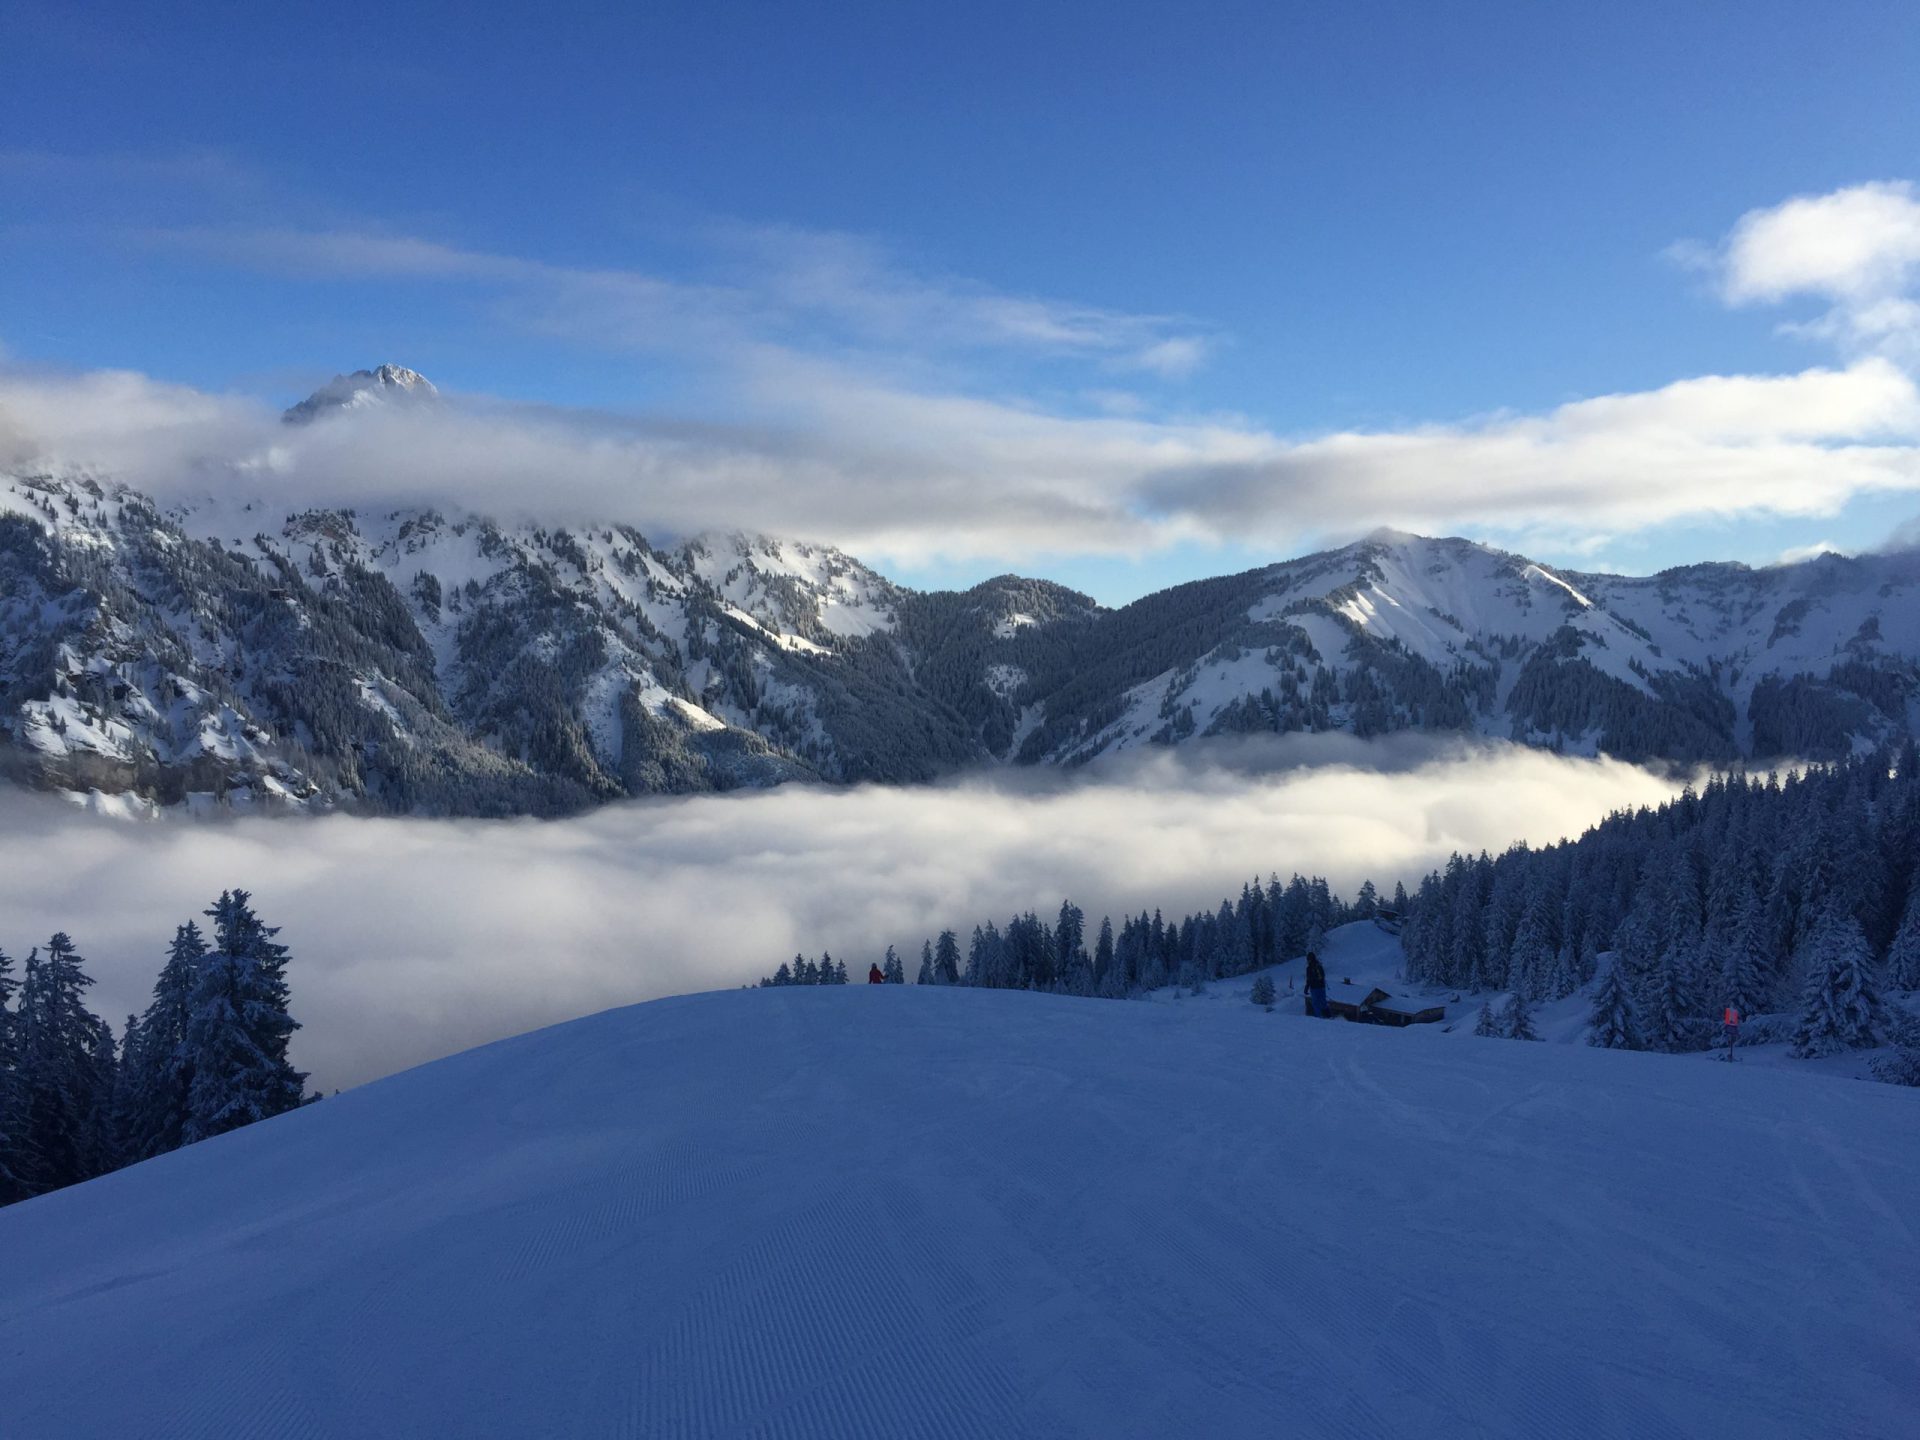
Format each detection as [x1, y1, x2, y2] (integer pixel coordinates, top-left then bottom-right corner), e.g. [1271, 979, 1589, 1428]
[0, 736, 1688, 1090]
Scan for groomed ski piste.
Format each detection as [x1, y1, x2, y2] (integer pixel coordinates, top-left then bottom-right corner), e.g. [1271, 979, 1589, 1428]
[4, 932, 1917, 1438]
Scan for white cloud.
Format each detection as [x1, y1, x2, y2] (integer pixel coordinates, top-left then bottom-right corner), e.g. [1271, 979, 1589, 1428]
[1710, 181, 1920, 362]
[1721, 181, 1920, 304]
[11, 186, 1920, 563]
[1136, 359, 1920, 551]
[0, 737, 1683, 1090]
[5, 352, 1919, 565]
[153, 222, 1212, 374]
[1776, 539, 1844, 565]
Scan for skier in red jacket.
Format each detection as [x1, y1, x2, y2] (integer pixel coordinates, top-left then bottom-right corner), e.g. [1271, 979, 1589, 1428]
[868, 963, 885, 984]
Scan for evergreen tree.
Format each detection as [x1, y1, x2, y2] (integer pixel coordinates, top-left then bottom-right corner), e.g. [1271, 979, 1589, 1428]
[1644, 941, 1700, 1053]
[1885, 882, 1920, 992]
[13, 935, 107, 1194]
[915, 941, 933, 986]
[123, 922, 208, 1160]
[79, 1014, 121, 1180]
[1791, 907, 1885, 1058]
[881, 946, 905, 984]
[1719, 881, 1773, 1019]
[0, 947, 25, 1204]
[1055, 901, 1085, 984]
[184, 892, 307, 1144]
[1093, 917, 1115, 993]
[1507, 878, 1557, 1000]
[1250, 975, 1276, 1010]
[1870, 1007, 1920, 1086]
[1473, 1001, 1498, 1037]
[1545, 942, 1579, 1001]
[1353, 880, 1378, 919]
[1499, 991, 1539, 1041]
[1586, 960, 1641, 1049]
[933, 930, 961, 986]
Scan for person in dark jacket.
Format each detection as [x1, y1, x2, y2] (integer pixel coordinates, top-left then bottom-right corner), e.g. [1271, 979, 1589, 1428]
[868, 963, 885, 984]
[1304, 951, 1328, 1018]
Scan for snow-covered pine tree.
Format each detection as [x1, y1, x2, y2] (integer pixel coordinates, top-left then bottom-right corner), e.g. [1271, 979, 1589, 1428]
[1545, 942, 1579, 1000]
[1507, 879, 1556, 1001]
[13, 935, 108, 1194]
[183, 891, 307, 1144]
[109, 1012, 144, 1162]
[1473, 1001, 1498, 1037]
[1870, 1006, 1920, 1086]
[934, 929, 961, 986]
[1644, 941, 1700, 1053]
[1055, 901, 1085, 984]
[80, 1013, 121, 1180]
[882, 946, 905, 984]
[1499, 991, 1539, 1041]
[1885, 882, 1920, 992]
[1790, 907, 1886, 1058]
[1251, 975, 1276, 1010]
[1719, 881, 1774, 1020]
[1092, 917, 1115, 993]
[915, 941, 933, 986]
[0, 946, 25, 1204]
[1586, 959, 1641, 1049]
[123, 922, 209, 1160]
[1353, 880, 1378, 919]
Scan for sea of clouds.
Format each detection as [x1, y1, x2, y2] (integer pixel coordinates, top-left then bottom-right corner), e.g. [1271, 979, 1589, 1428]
[0, 736, 1684, 1090]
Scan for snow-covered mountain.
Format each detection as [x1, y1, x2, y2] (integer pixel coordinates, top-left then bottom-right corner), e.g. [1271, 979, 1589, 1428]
[279, 363, 440, 424]
[3, 368, 1918, 814]
[2, 979, 1913, 1437]
[1012, 528, 1920, 767]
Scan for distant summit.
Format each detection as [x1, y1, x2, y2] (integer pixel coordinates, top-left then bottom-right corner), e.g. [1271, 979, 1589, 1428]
[282, 364, 439, 424]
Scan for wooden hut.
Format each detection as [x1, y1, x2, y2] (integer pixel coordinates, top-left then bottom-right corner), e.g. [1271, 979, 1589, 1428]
[1317, 981, 1446, 1026]
[1367, 992, 1447, 1027]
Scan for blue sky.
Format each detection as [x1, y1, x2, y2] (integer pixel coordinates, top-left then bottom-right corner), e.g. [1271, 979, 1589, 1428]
[4, 1, 1920, 602]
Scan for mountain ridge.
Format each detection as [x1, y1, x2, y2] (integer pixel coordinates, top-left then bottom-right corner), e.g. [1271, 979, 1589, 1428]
[2, 369, 1917, 815]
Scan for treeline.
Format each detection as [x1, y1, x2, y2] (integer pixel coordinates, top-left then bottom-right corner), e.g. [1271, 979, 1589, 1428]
[0, 890, 308, 1208]
[756, 743, 1920, 1087]
[1401, 742, 1920, 1066]
[761, 874, 1397, 999]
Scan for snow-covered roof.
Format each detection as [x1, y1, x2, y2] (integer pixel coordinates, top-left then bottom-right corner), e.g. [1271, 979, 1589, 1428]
[1326, 981, 1389, 1007]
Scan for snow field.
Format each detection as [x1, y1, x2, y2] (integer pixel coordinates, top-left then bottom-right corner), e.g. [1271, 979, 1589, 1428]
[2, 980, 1915, 1438]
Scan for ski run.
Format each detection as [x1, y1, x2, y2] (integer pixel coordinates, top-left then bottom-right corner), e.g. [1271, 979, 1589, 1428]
[3, 945, 1915, 1439]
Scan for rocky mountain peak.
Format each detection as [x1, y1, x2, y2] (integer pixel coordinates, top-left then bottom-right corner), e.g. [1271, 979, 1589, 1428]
[282, 365, 440, 425]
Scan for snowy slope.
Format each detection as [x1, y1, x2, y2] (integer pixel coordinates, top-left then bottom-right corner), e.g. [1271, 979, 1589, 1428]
[3, 985, 1914, 1438]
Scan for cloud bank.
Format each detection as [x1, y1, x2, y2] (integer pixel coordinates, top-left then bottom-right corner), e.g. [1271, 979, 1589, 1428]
[9, 180, 1920, 564]
[6, 351, 1916, 565]
[0, 738, 1684, 1091]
